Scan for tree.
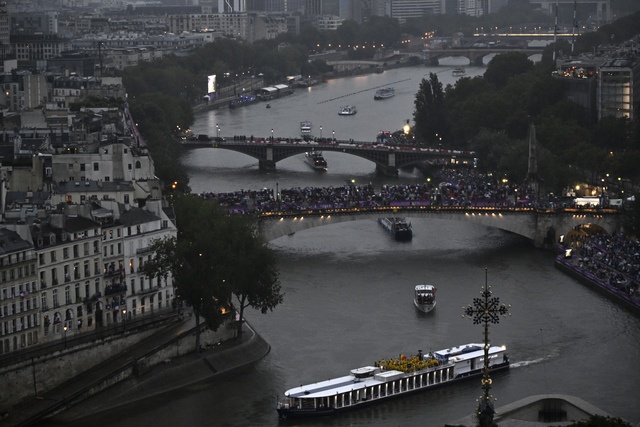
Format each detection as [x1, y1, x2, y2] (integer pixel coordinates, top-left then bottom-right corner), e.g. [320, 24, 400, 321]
[225, 215, 283, 337]
[484, 52, 534, 89]
[413, 73, 450, 145]
[145, 195, 283, 350]
[568, 415, 632, 427]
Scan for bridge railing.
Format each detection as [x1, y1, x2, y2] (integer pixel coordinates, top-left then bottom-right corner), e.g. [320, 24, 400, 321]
[251, 202, 621, 220]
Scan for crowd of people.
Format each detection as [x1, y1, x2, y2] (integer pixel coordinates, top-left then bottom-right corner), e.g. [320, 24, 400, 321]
[571, 232, 640, 301]
[196, 167, 639, 311]
[197, 169, 522, 214]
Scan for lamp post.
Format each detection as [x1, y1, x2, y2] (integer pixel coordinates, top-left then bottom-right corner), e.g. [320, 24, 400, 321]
[63, 325, 68, 348]
[122, 308, 127, 332]
[332, 130, 335, 141]
[271, 128, 274, 141]
[320, 126, 323, 139]
[463, 269, 510, 427]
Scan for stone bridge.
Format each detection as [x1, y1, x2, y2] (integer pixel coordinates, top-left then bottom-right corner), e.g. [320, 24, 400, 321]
[183, 140, 475, 176]
[256, 205, 621, 248]
[424, 47, 545, 66]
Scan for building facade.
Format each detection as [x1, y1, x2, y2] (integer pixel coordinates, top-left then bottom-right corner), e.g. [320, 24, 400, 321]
[0, 228, 38, 354]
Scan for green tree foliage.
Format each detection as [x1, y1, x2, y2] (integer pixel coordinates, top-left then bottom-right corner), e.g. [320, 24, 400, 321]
[224, 215, 283, 336]
[567, 415, 632, 427]
[484, 52, 535, 89]
[413, 73, 450, 145]
[145, 195, 283, 349]
[127, 92, 192, 191]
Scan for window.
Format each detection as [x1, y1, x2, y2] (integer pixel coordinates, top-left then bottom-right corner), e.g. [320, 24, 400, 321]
[63, 248, 69, 259]
[124, 195, 130, 204]
[93, 162, 99, 171]
[80, 164, 86, 171]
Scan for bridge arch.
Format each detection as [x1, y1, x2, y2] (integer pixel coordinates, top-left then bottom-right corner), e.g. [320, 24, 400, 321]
[206, 141, 475, 176]
[257, 207, 620, 248]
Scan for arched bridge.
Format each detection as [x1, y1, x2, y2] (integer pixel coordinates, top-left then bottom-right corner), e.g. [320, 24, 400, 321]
[255, 205, 621, 248]
[183, 139, 475, 176]
[424, 47, 544, 66]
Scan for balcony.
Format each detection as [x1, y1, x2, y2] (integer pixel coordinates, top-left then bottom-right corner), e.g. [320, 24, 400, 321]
[105, 284, 127, 296]
[137, 286, 159, 296]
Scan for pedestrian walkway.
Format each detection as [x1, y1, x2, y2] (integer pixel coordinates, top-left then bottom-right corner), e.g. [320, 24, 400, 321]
[2, 316, 269, 427]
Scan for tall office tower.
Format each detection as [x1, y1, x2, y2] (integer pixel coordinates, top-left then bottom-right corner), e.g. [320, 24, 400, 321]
[306, 0, 323, 16]
[0, 2, 9, 46]
[323, 0, 339, 15]
[201, 0, 214, 13]
[390, 0, 444, 20]
[218, 0, 246, 12]
[265, 0, 285, 12]
[458, 0, 483, 17]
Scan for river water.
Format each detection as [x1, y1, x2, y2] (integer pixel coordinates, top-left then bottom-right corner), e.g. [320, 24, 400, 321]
[66, 61, 640, 427]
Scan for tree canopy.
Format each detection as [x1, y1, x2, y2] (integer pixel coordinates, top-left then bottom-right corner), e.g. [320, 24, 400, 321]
[145, 195, 283, 349]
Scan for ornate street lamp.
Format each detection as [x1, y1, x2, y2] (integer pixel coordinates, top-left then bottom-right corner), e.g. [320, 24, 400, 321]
[463, 269, 510, 427]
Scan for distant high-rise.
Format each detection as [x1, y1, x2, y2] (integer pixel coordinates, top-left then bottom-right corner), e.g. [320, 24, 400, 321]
[218, 0, 246, 12]
[390, 0, 444, 20]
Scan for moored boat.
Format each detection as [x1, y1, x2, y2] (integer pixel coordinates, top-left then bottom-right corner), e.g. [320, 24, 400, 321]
[300, 120, 313, 135]
[229, 94, 257, 109]
[414, 284, 436, 313]
[276, 343, 509, 419]
[374, 87, 395, 100]
[378, 217, 412, 241]
[339, 105, 357, 116]
[304, 151, 327, 170]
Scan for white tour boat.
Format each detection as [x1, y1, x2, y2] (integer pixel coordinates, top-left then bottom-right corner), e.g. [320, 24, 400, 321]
[338, 105, 357, 116]
[300, 120, 313, 135]
[414, 284, 436, 313]
[374, 87, 395, 100]
[452, 67, 467, 77]
[276, 343, 509, 419]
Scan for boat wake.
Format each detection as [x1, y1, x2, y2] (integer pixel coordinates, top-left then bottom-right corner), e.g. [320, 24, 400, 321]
[318, 79, 410, 104]
[510, 348, 560, 368]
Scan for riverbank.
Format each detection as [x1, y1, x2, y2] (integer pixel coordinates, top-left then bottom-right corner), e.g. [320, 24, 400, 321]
[555, 254, 640, 316]
[1, 317, 270, 426]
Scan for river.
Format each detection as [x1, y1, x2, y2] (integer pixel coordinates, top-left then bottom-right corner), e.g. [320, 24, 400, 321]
[62, 61, 640, 427]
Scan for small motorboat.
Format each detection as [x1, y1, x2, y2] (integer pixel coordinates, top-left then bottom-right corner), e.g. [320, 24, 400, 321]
[414, 284, 436, 313]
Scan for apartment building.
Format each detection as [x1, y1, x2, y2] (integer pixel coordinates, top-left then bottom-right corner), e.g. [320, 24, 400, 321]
[0, 228, 38, 354]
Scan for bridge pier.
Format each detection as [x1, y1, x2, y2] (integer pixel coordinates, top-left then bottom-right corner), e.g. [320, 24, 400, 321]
[376, 164, 398, 177]
[259, 159, 276, 171]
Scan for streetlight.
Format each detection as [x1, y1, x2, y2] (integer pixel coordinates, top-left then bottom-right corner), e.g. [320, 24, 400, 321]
[271, 128, 274, 141]
[320, 126, 323, 139]
[332, 130, 335, 141]
[63, 325, 68, 348]
[122, 308, 127, 332]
